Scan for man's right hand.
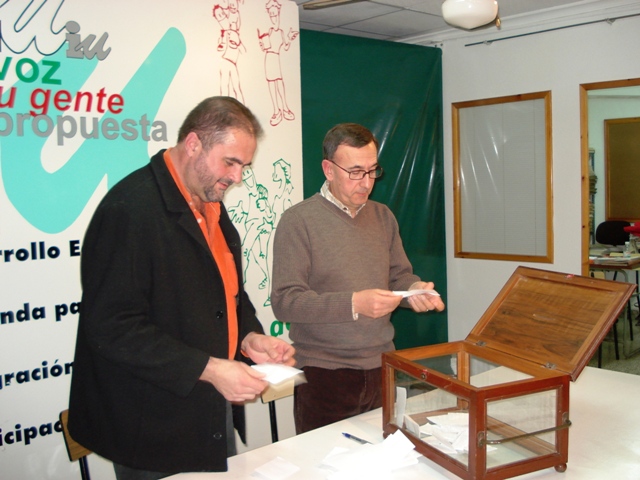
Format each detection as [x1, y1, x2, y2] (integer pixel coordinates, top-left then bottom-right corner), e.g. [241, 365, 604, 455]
[352, 289, 403, 319]
[199, 357, 268, 402]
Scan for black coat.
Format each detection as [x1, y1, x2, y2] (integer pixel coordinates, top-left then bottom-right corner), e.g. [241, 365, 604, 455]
[68, 150, 263, 473]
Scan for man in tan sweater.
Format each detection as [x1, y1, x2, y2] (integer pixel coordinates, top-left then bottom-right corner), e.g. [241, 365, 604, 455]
[271, 123, 445, 434]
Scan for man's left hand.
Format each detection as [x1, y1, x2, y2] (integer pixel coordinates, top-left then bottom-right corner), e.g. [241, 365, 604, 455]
[407, 281, 446, 313]
[241, 332, 296, 366]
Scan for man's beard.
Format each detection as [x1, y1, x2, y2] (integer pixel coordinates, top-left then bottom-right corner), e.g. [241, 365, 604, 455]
[195, 152, 230, 203]
[203, 184, 226, 203]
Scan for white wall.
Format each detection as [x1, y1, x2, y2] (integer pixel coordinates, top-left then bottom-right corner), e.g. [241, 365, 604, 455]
[410, 2, 640, 341]
[0, 1, 302, 478]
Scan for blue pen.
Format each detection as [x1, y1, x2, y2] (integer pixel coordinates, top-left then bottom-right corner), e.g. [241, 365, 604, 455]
[342, 432, 371, 444]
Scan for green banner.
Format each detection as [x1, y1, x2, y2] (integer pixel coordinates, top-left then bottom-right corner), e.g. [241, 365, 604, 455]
[300, 30, 447, 349]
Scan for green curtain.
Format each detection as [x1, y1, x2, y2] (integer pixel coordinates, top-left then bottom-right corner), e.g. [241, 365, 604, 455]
[300, 30, 447, 349]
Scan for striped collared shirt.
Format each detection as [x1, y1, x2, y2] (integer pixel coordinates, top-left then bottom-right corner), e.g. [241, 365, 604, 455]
[320, 180, 366, 218]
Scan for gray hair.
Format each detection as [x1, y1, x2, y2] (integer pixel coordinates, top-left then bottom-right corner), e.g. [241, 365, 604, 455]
[177, 96, 263, 150]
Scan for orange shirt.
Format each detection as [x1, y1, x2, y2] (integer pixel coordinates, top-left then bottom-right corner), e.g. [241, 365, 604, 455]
[164, 150, 239, 359]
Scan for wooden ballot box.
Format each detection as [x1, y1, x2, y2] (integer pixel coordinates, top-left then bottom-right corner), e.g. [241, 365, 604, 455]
[382, 267, 635, 480]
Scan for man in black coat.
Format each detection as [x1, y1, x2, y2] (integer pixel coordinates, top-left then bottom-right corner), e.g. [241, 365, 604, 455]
[68, 96, 295, 479]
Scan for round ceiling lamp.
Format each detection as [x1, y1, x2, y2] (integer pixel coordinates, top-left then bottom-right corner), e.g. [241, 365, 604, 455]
[442, 0, 499, 30]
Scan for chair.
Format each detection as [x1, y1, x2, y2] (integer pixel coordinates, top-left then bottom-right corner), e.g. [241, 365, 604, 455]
[595, 220, 630, 249]
[59, 410, 92, 480]
[260, 379, 295, 443]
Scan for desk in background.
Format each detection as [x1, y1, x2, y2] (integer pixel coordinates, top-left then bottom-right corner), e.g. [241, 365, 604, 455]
[170, 367, 640, 480]
[589, 257, 640, 359]
[589, 248, 640, 284]
[589, 257, 640, 283]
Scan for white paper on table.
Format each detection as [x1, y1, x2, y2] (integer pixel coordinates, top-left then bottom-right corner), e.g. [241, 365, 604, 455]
[252, 456, 300, 480]
[251, 363, 305, 385]
[392, 289, 440, 297]
[322, 430, 420, 479]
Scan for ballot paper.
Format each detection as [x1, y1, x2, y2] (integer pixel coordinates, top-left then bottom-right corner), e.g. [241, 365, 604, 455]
[395, 387, 407, 427]
[321, 430, 421, 479]
[251, 363, 305, 385]
[418, 412, 496, 455]
[252, 456, 300, 480]
[419, 412, 469, 453]
[393, 289, 440, 297]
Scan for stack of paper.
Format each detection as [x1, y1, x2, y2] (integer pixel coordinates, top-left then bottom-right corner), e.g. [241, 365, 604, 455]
[419, 413, 469, 454]
[321, 430, 421, 479]
[593, 254, 640, 266]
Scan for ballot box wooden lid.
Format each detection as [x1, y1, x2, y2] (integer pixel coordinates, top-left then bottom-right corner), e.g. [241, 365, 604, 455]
[466, 266, 636, 381]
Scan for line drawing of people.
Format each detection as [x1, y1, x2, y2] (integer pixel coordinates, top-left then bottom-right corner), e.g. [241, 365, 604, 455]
[226, 160, 295, 308]
[212, 3, 230, 51]
[228, 168, 271, 306]
[213, 0, 246, 102]
[272, 158, 293, 223]
[258, 0, 299, 127]
[226, 197, 247, 226]
[240, 168, 274, 306]
[227, 0, 241, 31]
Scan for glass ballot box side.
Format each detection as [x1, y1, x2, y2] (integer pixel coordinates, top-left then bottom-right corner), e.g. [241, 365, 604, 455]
[382, 346, 571, 480]
[382, 267, 634, 479]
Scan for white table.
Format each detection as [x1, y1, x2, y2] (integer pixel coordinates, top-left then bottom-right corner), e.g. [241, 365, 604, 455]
[170, 367, 640, 479]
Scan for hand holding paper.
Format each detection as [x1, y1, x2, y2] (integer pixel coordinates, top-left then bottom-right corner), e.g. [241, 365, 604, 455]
[395, 281, 445, 313]
[251, 363, 306, 385]
[393, 289, 440, 298]
[352, 289, 403, 319]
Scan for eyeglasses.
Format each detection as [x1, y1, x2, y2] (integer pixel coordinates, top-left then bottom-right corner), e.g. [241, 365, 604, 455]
[328, 160, 384, 180]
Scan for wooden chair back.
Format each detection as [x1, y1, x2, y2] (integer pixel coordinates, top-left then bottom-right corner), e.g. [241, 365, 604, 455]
[260, 379, 295, 443]
[59, 409, 92, 480]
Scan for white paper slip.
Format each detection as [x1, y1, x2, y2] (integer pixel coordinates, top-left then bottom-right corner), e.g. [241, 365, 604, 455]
[322, 430, 420, 479]
[251, 363, 305, 385]
[252, 456, 300, 480]
[393, 289, 440, 297]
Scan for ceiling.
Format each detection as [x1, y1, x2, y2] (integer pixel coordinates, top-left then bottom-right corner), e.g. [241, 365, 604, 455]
[295, 0, 598, 42]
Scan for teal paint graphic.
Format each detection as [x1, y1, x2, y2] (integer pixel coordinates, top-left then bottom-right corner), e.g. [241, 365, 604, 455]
[1, 28, 186, 233]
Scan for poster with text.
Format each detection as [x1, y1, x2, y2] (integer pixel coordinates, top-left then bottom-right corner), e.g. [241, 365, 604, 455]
[0, 1, 302, 478]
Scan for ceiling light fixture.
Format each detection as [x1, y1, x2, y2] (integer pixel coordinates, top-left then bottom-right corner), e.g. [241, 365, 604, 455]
[442, 0, 499, 30]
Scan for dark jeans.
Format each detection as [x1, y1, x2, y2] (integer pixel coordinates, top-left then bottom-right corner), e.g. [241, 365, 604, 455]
[294, 366, 382, 434]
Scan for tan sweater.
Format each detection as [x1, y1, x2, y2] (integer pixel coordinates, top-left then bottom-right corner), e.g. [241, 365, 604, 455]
[271, 194, 420, 370]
